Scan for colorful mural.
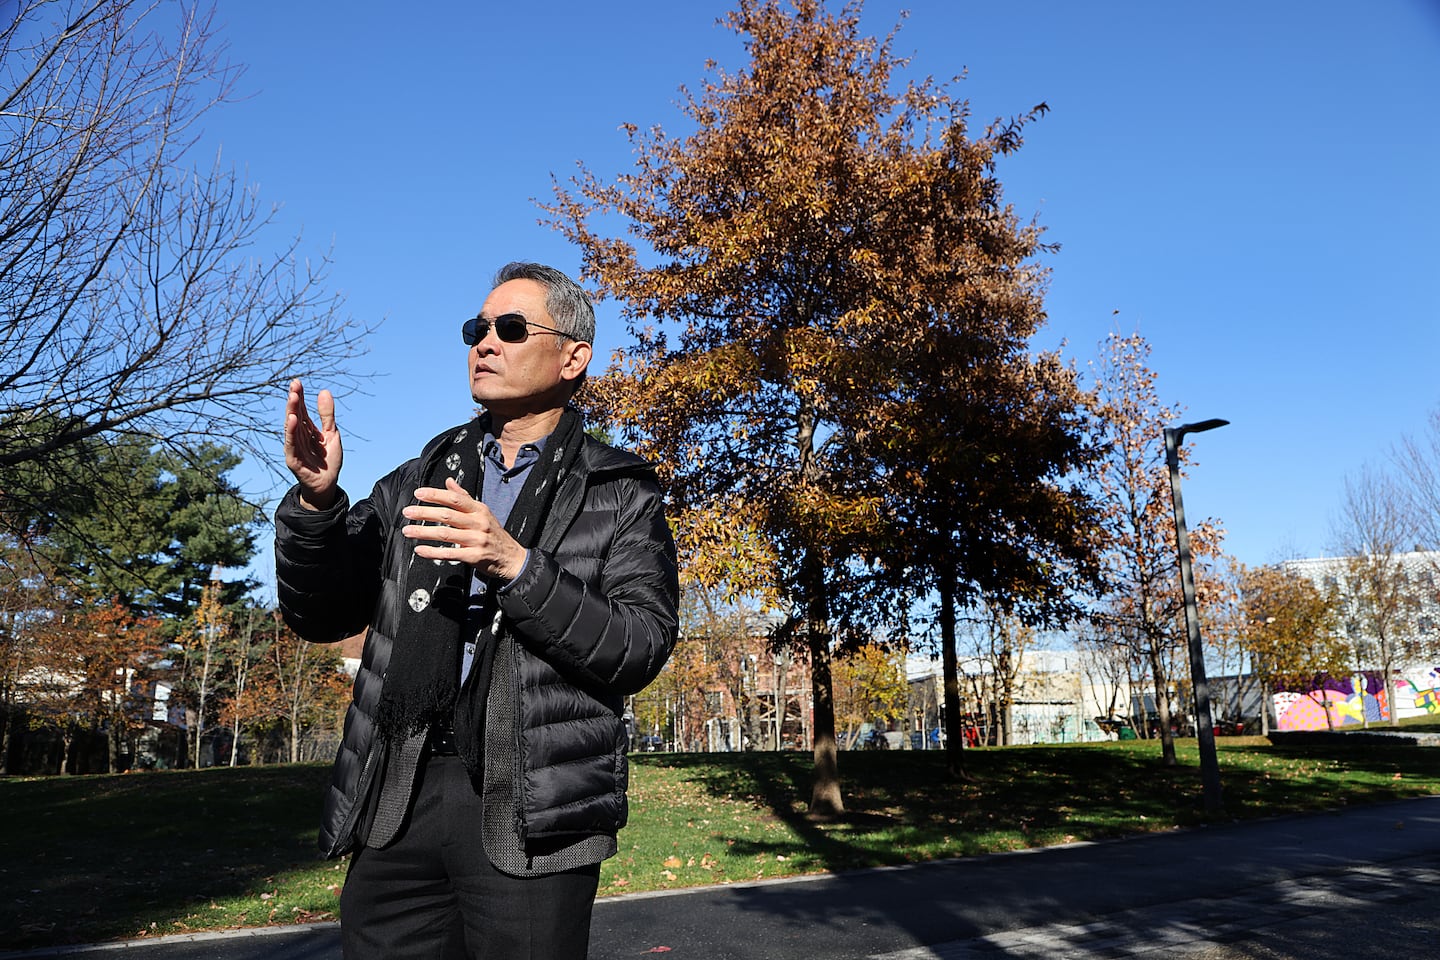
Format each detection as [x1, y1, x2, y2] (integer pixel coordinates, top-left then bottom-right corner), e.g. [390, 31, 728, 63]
[1274, 669, 1440, 730]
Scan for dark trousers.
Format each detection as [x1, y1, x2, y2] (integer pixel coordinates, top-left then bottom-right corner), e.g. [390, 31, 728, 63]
[339, 754, 601, 960]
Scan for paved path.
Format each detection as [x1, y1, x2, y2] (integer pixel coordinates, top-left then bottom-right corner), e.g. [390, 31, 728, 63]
[7, 796, 1439, 959]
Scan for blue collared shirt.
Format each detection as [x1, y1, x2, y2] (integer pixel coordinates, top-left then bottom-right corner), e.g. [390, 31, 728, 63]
[461, 432, 546, 683]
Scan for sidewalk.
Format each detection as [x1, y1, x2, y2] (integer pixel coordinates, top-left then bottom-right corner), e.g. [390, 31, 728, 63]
[8, 796, 1439, 960]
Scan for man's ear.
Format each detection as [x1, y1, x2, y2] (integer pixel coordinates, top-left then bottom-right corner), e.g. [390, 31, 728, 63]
[560, 340, 592, 383]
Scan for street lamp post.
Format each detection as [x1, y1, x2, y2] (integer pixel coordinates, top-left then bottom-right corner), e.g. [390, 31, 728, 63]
[1163, 418, 1228, 815]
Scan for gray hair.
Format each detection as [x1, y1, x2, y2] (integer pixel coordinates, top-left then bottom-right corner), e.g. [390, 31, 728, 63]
[493, 262, 596, 344]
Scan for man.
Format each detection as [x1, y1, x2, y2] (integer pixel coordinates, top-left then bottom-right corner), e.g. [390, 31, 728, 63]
[276, 262, 679, 959]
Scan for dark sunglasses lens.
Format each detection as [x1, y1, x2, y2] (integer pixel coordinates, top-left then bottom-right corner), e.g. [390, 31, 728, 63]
[463, 315, 530, 345]
[495, 315, 528, 342]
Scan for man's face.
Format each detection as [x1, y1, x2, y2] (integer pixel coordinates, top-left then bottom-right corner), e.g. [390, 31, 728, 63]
[468, 278, 590, 415]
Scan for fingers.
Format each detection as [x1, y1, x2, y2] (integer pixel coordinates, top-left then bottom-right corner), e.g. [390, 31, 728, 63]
[401, 500, 483, 558]
[401, 490, 525, 579]
[284, 380, 304, 437]
[285, 380, 317, 443]
[410, 480, 477, 510]
[403, 488, 483, 529]
[284, 380, 340, 450]
[317, 388, 335, 432]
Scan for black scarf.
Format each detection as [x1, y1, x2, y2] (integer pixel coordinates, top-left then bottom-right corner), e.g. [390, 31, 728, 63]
[375, 408, 584, 766]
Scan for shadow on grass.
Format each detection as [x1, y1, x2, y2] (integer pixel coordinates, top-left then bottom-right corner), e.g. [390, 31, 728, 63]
[0, 765, 333, 949]
[638, 743, 1213, 874]
[637, 733, 1440, 878]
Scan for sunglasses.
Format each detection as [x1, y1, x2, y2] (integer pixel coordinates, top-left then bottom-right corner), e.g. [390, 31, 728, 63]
[462, 312, 570, 345]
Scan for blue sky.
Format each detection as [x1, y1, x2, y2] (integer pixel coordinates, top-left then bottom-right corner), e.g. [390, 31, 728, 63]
[197, 1, 1440, 597]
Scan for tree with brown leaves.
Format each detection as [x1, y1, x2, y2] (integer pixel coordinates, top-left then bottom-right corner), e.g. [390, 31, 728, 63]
[17, 595, 164, 774]
[1088, 332, 1228, 764]
[1238, 563, 1346, 733]
[549, 0, 1093, 813]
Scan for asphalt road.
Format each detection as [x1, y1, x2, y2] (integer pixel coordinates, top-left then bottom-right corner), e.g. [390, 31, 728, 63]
[8, 796, 1439, 959]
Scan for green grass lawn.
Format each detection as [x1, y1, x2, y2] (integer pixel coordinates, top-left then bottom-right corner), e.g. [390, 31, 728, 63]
[4, 734, 1440, 949]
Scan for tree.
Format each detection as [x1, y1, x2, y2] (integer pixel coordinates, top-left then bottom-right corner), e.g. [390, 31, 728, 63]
[68, 599, 165, 772]
[1088, 332, 1227, 764]
[0, 0, 368, 539]
[549, 0, 1088, 813]
[217, 605, 274, 767]
[1239, 563, 1346, 733]
[1200, 559, 1261, 729]
[659, 586, 760, 752]
[183, 574, 226, 767]
[15, 606, 88, 774]
[1074, 617, 1136, 729]
[35, 438, 260, 620]
[864, 306, 1101, 769]
[268, 621, 348, 763]
[965, 609, 1036, 747]
[1395, 406, 1440, 576]
[0, 544, 61, 772]
[831, 642, 906, 748]
[1332, 466, 1424, 726]
[10, 591, 165, 774]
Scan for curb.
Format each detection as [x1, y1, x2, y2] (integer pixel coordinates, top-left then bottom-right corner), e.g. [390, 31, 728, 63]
[0, 923, 339, 960]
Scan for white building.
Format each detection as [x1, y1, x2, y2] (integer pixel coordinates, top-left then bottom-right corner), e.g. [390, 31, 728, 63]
[1270, 551, 1440, 728]
[906, 648, 1132, 746]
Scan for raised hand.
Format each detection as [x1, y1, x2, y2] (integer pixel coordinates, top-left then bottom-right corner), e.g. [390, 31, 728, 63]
[283, 378, 343, 510]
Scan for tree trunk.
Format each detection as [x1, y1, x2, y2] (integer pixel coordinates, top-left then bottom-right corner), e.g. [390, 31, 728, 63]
[0, 709, 11, 776]
[194, 637, 215, 769]
[1384, 667, 1399, 727]
[1259, 677, 1272, 737]
[808, 632, 842, 815]
[1314, 690, 1336, 731]
[744, 662, 762, 750]
[997, 645, 1015, 747]
[939, 574, 967, 778]
[1148, 646, 1177, 765]
[803, 554, 843, 818]
[774, 652, 789, 749]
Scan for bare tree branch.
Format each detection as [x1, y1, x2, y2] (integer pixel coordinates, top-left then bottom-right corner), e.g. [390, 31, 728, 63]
[0, 0, 371, 533]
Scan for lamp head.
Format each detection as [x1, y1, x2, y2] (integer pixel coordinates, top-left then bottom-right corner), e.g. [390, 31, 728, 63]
[1171, 418, 1229, 442]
